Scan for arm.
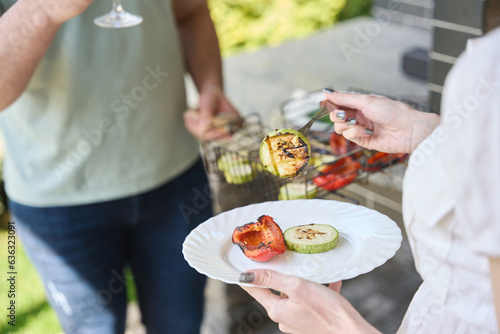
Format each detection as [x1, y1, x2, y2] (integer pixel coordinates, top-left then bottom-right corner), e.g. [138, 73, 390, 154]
[490, 257, 500, 331]
[324, 90, 440, 154]
[173, 0, 222, 95]
[173, 0, 238, 139]
[0, 0, 94, 111]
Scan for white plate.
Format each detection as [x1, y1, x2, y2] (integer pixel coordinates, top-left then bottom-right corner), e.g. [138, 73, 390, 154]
[182, 199, 402, 285]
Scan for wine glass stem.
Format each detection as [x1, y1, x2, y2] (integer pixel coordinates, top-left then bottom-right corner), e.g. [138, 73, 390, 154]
[112, 0, 124, 13]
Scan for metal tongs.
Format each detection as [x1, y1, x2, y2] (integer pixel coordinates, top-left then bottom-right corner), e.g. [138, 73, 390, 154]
[297, 101, 330, 138]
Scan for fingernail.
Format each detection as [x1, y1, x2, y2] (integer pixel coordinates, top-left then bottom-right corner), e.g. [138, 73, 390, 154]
[336, 110, 345, 120]
[364, 128, 374, 135]
[239, 272, 255, 284]
[323, 88, 335, 94]
[346, 118, 356, 126]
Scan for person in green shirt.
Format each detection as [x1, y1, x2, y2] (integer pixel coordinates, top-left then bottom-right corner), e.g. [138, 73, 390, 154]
[0, 0, 238, 332]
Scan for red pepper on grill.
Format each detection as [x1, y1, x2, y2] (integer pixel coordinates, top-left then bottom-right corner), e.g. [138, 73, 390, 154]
[329, 132, 363, 159]
[362, 152, 408, 172]
[313, 157, 360, 191]
[232, 215, 286, 262]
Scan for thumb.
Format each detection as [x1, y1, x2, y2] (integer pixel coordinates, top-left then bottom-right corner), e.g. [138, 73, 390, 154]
[239, 269, 301, 296]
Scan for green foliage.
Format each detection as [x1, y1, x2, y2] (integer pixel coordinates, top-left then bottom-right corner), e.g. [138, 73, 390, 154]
[338, 0, 372, 21]
[0, 230, 61, 333]
[209, 0, 372, 56]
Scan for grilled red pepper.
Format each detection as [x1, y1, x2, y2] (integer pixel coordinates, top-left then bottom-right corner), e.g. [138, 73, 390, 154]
[313, 157, 360, 191]
[329, 132, 358, 156]
[232, 215, 286, 262]
[362, 152, 408, 172]
[329, 132, 363, 159]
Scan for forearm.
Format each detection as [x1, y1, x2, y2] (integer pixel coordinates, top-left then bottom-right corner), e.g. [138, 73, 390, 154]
[0, 0, 61, 111]
[176, 2, 223, 92]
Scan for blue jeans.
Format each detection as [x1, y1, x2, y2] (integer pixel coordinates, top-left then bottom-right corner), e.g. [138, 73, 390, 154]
[10, 159, 212, 334]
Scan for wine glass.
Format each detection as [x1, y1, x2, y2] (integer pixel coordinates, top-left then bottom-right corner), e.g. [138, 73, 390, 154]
[94, 0, 143, 28]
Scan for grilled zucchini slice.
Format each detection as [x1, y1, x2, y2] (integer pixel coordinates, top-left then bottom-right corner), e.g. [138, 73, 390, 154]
[279, 183, 317, 200]
[224, 163, 254, 184]
[284, 224, 339, 254]
[217, 152, 248, 172]
[260, 129, 310, 178]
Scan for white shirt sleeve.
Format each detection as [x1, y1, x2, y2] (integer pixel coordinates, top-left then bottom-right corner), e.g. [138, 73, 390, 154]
[439, 27, 500, 257]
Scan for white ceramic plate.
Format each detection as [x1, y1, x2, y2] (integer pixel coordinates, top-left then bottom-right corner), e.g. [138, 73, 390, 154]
[182, 199, 402, 285]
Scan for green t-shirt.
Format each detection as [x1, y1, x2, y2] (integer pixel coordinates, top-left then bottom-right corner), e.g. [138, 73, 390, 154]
[0, 1, 200, 206]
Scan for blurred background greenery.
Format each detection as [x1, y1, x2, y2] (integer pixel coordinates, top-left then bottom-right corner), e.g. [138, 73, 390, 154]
[209, 0, 371, 56]
[0, 0, 372, 332]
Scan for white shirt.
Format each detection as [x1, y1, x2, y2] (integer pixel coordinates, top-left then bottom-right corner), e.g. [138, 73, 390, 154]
[399, 27, 500, 333]
[0, 1, 200, 206]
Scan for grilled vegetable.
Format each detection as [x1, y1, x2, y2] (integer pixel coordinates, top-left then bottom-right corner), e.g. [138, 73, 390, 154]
[279, 182, 317, 200]
[217, 152, 248, 172]
[329, 132, 362, 157]
[362, 152, 408, 172]
[260, 128, 310, 178]
[313, 154, 337, 172]
[232, 215, 286, 262]
[313, 157, 360, 191]
[224, 163, 254, 184]
[284, 224, 339, 254]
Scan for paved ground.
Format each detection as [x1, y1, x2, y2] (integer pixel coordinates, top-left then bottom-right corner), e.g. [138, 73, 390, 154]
[130, 16, 430, 334]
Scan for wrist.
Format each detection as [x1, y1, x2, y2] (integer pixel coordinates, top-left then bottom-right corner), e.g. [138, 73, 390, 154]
[409, 110, 441, 152]
[25, 0, 64, 28]
[198, 80, 223, 94]
[327, 299, 380, 334]
[346, 312, 382, 334]
[197, 83, 225, 101]
[31, 0, 91, 26]
[6, 0, 63, 43]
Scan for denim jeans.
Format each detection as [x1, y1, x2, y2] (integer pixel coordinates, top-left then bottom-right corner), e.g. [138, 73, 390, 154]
[10, 159, 212, 334]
